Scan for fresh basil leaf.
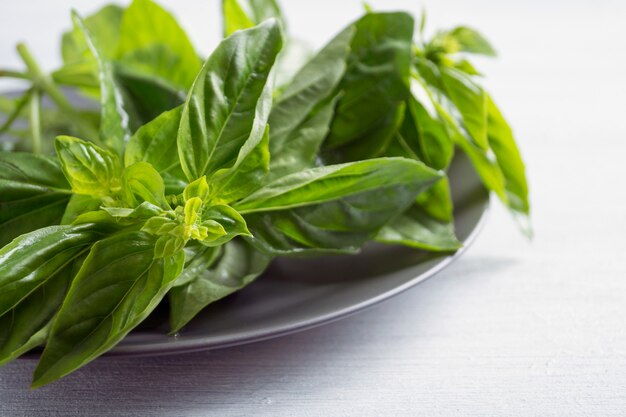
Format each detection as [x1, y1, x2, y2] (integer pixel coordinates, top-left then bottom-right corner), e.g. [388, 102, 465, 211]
[101, 201, 164, 221]
[222, 0, 256, 36]
[209, 125, 270, 204]
[55, 135, 123, 199]
[0, 254, 84, 366]
[163, 173, 188, 196]
[324, 12, 413, 160]
[177, 19, 282, 181]
[0, 152, 71, 247]
[0, 323, 49, 367]
[238, 158, 442, 254]
[115, 70, 185, 126]
[235, 158, 440, 213]
[183, 177, 211, 202]
[116, 0, 201, 90]
[486, 95, 530, 226]
[32, 231, 184, 388]
[376, 206, 461, 251]
[72, 11, 131, 154]
[440, 66, 488, 150]
[376, 178, 461, 251]
[0, 224, 109, 317]
[124, 106, 184, 177]
[169, 239, 272, 332]
[172, 245, 222, 288]
[60, 194, 101, 225]
[439, 26, 496, 57]
[223, 0, 286, 35]
[62, 5, 123, 65]
[200, 205, 251, 247]
[398, 92, 454, 171]
[268, 27, 354, 179]
[123, 162, 170, 209]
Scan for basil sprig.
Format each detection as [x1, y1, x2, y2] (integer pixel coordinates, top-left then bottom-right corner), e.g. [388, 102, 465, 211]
[0, 0, 529, 387]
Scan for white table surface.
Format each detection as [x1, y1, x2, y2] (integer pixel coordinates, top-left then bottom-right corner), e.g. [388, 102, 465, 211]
[2, 0, 626, 416]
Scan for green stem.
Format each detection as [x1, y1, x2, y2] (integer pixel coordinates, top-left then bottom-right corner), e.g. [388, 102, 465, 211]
[0, 69, 30, 80]
[16, 43, 99, 141]
[29, 89, 43, 154]
[0, 88, 33, 137]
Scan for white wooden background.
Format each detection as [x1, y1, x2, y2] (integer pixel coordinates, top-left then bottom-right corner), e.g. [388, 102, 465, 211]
[1, 0, 626, 415]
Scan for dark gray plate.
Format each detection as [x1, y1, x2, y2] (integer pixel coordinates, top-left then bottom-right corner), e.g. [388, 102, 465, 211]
[106, 152, 489, 356]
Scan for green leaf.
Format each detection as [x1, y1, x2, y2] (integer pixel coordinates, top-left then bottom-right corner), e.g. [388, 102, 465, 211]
[32, 231, 184, 388]
[486, 95, 530, 225]
[183, 177, 210, 202]
[238, 158, 442, 254]
[172, 245, 222, 288]
[55, 136, 123, 199]
[398, 92, 454, 171]
[0, 224, 109, 317]
[268, 27, 354, 179]
[376, 178, 461, 251]
[0, 323, 49, 367]
[0, 255, 84, 366]
[209, 125, 270, 204]
[60, 194, 102, 225]
[235, 158, 440, 213]
[72, 11, 131, 154]
[0, 152, 71, 247]
[116, 0, 201, 90]
[222, 0, 286, 36]
[440, 66, 488, 150]
[324, 12, 414, 160]
[124, 105, 184, 175]
[178, 19, 282, 181]
[123, 162, 170, 209]
[200, 205, 251, 247]
[441, 26, 496, 57]
[62, 5, 123, 65]
[456, 136, 507, 202]
[115, 70, 185, 127]
[222, 0, 256, 36]
[169, 239, 272, 332]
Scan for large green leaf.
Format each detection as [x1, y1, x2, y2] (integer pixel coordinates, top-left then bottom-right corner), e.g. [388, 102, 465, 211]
[0, 152, 71, 247]
[62, 5, 123, 65]
[486, 95, 530, 224]
[115, 70, 185, 127]
[376, 178, 461, 251]
[432, 26, 496, 57]
[177, 19, 282, 181]
[169, 240, 272, 332]
[60, 194, 102, 225]
[268, 27, 354, 179]
[0, 224, 109, 317]
[117, 0, 201, 90]
[0, 255, 84, 366]
[72, 12, 131, 155]
[123, 162, 169, 209]
[32, 231, 184, 388]
[324, 12, 413, 161]
[398, 91, 454, 171]
[222, 0, 255, 36]
[55, 136, 123, 199]
[235, 158, 439, 213]
[440, 66, 488, 150]
[124, 105, 185, 178]
[237, 158, 442, 254]
[208, 125, 270, 204]
[222, 0, 286, 36]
